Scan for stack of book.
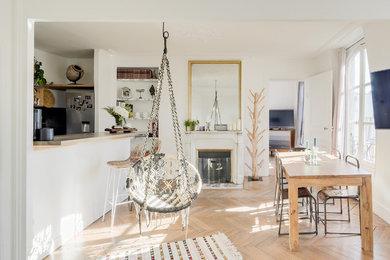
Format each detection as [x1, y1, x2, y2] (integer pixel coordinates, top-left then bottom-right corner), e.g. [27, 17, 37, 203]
[117, 68, 154, 79]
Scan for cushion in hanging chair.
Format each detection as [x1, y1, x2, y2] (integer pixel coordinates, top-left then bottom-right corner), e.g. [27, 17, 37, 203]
[128, 154, 202, 213]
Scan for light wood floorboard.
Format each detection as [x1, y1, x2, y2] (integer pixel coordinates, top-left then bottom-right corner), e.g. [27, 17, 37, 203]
[46, 165, 390, 259]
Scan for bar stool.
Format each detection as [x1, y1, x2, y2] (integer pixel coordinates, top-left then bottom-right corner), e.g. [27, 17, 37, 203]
[102, 144, 143, 230]
[102, 140, 162, 230]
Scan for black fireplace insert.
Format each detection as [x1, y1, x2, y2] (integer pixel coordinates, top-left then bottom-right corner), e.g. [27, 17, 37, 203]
[198, 150, 231, 184]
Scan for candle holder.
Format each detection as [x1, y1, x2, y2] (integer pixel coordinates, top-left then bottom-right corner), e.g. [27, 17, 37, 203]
[136, 89, 145, 99]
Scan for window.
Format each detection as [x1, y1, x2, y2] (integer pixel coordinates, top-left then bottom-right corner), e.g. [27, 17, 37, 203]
[346, 46, 375, 166]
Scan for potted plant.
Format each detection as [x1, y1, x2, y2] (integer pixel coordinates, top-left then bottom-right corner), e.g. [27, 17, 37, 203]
[191, 120, 199, 131]
[184, 120, 192, 131]
[104, 106, 130, 128]
[34, 57, 52, 87]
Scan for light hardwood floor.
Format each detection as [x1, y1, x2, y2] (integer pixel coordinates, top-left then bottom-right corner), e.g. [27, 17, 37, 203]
[46, 165, 390, 259]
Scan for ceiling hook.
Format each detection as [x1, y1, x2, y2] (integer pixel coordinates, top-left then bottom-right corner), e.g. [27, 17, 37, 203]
[162, 22, 169, 54]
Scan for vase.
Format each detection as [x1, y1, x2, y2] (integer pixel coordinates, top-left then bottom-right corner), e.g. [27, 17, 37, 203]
[186, 126, 191, 131]
[114, 117, 124, 129]
[66, 65, 84, 84]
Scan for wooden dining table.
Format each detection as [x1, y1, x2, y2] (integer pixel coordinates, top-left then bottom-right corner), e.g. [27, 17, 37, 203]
[279, 151, 373, 252]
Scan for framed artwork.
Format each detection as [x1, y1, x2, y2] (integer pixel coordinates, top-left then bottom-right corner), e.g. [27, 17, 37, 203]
[121, 87, 132, 99]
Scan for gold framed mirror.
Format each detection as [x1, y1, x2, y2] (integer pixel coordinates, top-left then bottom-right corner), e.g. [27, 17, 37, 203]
[188, 60, 242, 127]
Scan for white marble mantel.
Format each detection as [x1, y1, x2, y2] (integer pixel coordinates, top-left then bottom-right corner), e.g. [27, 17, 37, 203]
[184, 131, 244, 184]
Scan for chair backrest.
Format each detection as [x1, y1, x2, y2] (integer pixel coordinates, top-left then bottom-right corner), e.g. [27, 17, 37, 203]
[345, 155, 360, 168]
[275, 151, 286, 191]
[290, 147, 306, 152]
[275, 151, 280, 181]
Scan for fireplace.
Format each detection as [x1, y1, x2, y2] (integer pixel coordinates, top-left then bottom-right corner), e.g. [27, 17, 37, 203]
[198, 150, 231, 184]
[184, 131, 244, 185]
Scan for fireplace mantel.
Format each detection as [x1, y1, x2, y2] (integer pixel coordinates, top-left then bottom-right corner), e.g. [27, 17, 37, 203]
[184, 131, 244, 185]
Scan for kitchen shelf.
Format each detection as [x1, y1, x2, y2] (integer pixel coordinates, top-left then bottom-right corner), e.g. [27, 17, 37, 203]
[117, 79, 158, 82]
[127, 118, 151, 121]
[117, 66, 158, 134]
[43, 84, 94, 90]
[117, 98, 154, 102]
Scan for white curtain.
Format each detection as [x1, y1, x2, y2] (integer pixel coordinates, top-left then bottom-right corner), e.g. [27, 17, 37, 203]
[331, 48, 347, 156]
[295, 81, 304, 147]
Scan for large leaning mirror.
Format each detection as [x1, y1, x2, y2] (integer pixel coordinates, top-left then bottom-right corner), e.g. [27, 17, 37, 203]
[188, 61, 241, 129]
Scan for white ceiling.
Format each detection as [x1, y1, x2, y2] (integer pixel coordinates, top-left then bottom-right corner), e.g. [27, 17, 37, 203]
[35, 21, 363, 59]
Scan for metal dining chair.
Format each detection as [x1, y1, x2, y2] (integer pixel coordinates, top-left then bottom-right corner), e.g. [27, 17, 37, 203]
[274, 150, 308, 208]
[273, 151, 288, 207]
[274, 152, 318, 236]
[311, 150, 343, 211]
[316, 155, 361, 235]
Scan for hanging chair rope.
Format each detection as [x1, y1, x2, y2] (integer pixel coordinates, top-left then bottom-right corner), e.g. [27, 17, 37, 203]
[127, 24, 201, 232]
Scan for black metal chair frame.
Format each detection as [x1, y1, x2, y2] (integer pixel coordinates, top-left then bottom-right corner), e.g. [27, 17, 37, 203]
[273, 150, 304, 209]
[316, 155, 361, 235]
[312, 150, 343, 212]
[275, 152, 318, 236]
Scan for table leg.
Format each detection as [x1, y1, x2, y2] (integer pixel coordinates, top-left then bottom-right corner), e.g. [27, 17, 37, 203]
[360, 176, 373, 251]
[288, 180, 299, 251]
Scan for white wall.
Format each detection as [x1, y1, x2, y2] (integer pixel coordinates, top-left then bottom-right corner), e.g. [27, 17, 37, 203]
[94, 49, 116, 132]
[363, 21, 390, 224]
[109, 54, 322, 177]
[268, 80, 299, 111]
[34, 48, 94, 85]
[0, 0, 16, 259]
[268, 80, 299, 128]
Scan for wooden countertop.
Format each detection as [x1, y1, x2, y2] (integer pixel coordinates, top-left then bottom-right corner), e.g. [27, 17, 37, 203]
[185, 131, 242, 134]
[33, 132, 147, 150]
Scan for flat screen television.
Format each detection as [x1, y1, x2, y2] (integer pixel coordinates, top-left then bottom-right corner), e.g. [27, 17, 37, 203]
[370, 69, 390, 129]
[269, 109, 294, 129]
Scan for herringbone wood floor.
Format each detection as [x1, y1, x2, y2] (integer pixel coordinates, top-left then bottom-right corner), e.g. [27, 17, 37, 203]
[46, 165, 390, 259]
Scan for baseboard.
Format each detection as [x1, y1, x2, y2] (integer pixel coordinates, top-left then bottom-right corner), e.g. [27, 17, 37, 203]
[373, 199, 390, 224]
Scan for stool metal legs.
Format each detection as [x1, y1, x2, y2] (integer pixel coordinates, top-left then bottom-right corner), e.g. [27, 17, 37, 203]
[102, 167, 133, 230]
[102, 167, 113, 222]
[110, 172, 120, 230]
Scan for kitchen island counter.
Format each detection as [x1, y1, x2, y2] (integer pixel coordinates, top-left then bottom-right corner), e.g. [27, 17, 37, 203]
[29, 130, 144, 258]
[33, 131, 147, 150]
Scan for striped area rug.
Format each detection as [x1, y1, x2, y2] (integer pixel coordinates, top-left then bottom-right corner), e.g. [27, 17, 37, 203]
[98, 233, 242, 260]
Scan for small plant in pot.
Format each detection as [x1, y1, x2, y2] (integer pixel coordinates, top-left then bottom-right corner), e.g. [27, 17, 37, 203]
[191, 120, 199, 131]
[184, 120, 192, 131]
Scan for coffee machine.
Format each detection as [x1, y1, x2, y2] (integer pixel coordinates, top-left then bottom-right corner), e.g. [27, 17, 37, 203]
[33, 108, 42, 140]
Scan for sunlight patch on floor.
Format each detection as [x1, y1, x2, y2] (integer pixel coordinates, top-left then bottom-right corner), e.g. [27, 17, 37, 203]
[250, 208, 276, 215]
[28, 225, 55, 260]
[225, 206, 258, 212]
[251, 224, 279, 233]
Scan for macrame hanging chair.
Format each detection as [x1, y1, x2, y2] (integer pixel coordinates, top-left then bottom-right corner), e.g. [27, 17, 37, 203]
[127, 24, 202, 236]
